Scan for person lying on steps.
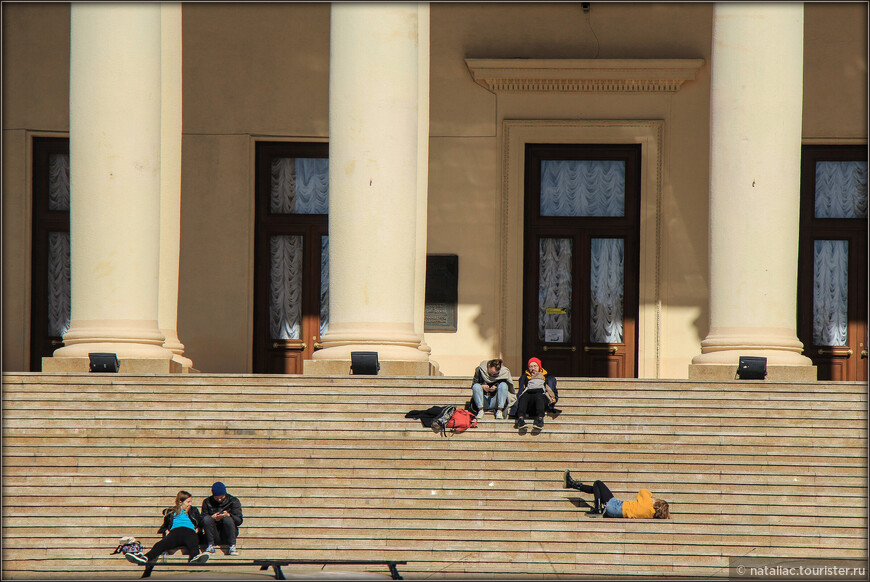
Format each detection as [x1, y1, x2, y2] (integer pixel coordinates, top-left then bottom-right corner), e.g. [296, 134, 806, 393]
[564, 471, 670, 518]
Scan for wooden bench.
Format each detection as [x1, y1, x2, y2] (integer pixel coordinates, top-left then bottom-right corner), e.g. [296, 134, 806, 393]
[140, 558, 407, 579]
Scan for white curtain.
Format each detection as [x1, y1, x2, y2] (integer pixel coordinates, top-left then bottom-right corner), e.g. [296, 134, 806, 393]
[813, 239, 849, 346]
[47, 152, 71, 337]
[270, 157, 329, 214]
[47, 231, 71, 337]
[538, 238, 572, 342]
[269, 235, 303, 340]
[815, 161, 868, 219]
[589, 238, 624, 343]
[48, 153, 70, 211]
[540, 159, 625, 217]
[320, 235, 329, 338]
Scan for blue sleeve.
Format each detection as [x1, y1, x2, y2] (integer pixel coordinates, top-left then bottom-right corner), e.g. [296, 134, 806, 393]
[509, 374, 527, 417]
[547, 375, 558, 400]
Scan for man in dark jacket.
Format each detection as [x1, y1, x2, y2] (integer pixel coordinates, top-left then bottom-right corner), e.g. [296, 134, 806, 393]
[201, 481, 244, 555]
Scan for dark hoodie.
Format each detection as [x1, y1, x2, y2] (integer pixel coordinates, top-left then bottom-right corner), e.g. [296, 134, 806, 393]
[201, 493, 244, 530]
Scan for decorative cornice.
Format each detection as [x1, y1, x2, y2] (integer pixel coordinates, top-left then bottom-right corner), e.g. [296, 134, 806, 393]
[465, 58, 705, 94]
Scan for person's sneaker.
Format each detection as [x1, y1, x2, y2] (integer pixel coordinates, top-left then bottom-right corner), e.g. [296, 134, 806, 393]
[533, 417, 544, 428]
[188, 552, 210, 565]
[476, 409, 485, 419]
[495, 410, 504, 419]
[125, 552, 148, 565]
[514, 417, 527, 429]
[228, 545, 239, 556]
[204, 545, 216, 554]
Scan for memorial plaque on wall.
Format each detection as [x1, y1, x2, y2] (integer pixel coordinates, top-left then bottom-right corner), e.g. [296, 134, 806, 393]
[425, 254, 458, 331]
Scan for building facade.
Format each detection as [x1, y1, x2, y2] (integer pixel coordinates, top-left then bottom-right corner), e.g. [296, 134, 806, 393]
[2, 2, 867, 380]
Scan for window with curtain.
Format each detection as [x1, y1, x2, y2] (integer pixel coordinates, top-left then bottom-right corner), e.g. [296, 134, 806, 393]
[540, 159, 625, 217]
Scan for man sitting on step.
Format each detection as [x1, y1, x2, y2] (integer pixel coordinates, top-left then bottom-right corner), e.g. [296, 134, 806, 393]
[470, 358, 516, 419]
[201, 481, 244, 555]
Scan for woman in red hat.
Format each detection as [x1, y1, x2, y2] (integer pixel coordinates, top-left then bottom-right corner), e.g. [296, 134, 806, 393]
[512, 357, 559, 429]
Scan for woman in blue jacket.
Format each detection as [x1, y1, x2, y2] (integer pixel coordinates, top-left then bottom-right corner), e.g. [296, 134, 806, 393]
[125, 490, 210, 565]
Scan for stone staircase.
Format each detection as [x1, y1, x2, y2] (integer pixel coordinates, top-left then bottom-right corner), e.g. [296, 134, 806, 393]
[1, 373, 866, 579]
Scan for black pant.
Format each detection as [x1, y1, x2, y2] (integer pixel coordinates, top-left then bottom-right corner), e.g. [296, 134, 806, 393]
[202, 515, 238, 546]
[144, 527, 200, 561]
[573, 480, 614, 506]
[516, 390, 548, 419]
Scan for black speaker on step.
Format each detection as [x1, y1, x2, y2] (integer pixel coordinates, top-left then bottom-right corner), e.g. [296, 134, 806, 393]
[350, 351, 379, 375]
[89, 353, 120, 373]
[736, 356, 767, 380]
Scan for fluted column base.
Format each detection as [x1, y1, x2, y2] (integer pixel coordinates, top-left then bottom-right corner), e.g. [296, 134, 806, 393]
[160, 327, 193, 372]
[304, 322, 433, 376]
[44, 319, 178, 373]
[313, 322, 428, 361]
[689, 326, 816, 380]
[303, 359, 435, 376]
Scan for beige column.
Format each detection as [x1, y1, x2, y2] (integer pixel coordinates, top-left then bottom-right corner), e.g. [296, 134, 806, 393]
[47, 3, 175, 373]
[690, 3, 815, 381]
[414, 4, 435, 363]
[158, 3, 192, 371]
[306, 3, 429, 375]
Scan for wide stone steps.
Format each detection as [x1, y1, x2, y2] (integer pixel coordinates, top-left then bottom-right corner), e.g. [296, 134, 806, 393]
[1, 373, 866, 579]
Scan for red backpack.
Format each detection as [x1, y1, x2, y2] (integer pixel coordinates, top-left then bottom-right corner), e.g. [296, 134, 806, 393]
[445, 408, 478, 434]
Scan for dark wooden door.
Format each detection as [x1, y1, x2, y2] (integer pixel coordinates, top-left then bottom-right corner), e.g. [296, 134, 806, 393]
[30, 137, 71, 371]
[522, 144, 640, 378]
[253, 142, 329, 374]
[797, 145, 868, 381]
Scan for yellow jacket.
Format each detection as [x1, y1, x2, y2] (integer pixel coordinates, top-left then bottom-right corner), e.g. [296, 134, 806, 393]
[621, 489, 655, 518]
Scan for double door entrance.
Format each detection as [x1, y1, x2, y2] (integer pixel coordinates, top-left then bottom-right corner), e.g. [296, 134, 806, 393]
[253, 142, 330, 374]
[797, 145, 868, 381]
[522, 144, 641, 378]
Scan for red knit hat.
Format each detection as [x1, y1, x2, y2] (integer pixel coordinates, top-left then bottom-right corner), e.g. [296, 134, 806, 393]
[527, 357, 542, 369]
